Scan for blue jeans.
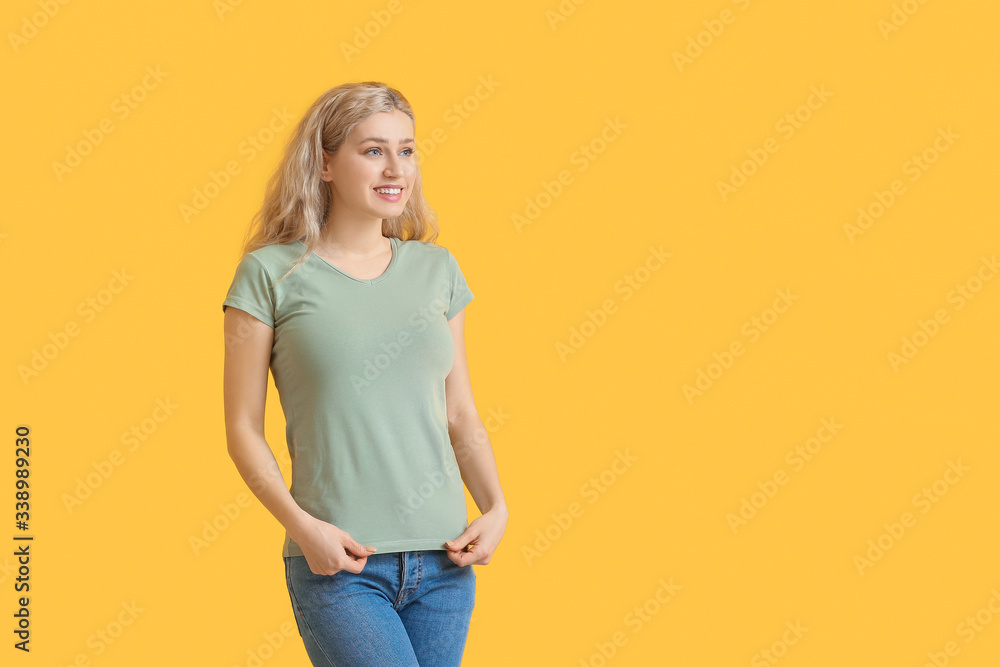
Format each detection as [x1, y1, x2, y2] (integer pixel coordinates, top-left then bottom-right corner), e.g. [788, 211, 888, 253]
[283, 550, 476, 666]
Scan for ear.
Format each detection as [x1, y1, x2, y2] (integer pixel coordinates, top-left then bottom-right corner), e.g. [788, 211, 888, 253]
[319, 149, 332, 182]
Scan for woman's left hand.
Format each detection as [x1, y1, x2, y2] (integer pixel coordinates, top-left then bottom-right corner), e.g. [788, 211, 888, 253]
[444, 506, 508, 566]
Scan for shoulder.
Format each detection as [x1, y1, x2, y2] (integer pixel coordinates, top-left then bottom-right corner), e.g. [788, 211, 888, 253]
[241, 241, 308, 274]
[399, 237, 449, 258]
[397, 237, 455, 270]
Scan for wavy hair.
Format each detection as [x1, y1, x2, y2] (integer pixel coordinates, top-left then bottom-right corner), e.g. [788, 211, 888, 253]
[236, 81, 439, 283]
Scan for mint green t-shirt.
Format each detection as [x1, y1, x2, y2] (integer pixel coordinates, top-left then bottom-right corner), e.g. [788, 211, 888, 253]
[222, 235, 474, 557]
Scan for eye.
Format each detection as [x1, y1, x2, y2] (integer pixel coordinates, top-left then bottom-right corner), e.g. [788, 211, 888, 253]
[402, 147, 415, 156]
[365, 147, 381, 156]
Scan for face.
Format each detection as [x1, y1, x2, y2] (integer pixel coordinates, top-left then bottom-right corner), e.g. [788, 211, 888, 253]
[321, 109, 417, 225]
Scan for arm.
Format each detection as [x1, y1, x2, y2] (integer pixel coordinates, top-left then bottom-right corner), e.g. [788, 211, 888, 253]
[223, 305, 375, 574]
[443, 307, 508, 565]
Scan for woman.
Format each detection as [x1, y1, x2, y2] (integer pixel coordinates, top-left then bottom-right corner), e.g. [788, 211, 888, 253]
[221, 81, 508, 666]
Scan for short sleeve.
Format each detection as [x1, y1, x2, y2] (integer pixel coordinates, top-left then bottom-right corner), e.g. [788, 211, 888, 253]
[445, 249, 474, 321]
[222, 253, 275, 328]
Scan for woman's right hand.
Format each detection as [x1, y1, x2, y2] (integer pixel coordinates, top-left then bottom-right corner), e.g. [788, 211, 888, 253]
[291, 514, 377, 575]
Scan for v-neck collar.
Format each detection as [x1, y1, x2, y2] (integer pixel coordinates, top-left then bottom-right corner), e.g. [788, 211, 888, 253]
[297, 236, 398, 285]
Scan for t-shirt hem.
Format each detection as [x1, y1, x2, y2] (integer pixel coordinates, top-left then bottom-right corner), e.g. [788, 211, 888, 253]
[446, 291, 474, 321]
[283, 536, 454, 558]
[223, 296, 274, 328]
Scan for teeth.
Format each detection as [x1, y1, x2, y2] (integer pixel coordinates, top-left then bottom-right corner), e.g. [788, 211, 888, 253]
[375, 187, 402, 194]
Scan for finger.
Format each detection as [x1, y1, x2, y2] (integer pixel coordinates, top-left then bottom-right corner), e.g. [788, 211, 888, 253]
[344, 539, 377, 558]
[445, 534, 478, 551]
[448, 547, 477, 566]
[341, 555, 367, 574]
[454, 540, 484, 564]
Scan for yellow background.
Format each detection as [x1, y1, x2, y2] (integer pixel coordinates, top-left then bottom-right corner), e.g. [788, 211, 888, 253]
[4, 0, 999, 664]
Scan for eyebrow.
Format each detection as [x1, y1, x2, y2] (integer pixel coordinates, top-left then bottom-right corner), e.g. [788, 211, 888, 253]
[358, 136, 415, 145]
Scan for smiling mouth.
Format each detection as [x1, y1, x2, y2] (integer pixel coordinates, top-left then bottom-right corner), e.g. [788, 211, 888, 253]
[374, 187, 403, 195]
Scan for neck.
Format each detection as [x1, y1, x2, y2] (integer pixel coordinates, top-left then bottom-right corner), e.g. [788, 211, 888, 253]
[317, 222, 387, 257]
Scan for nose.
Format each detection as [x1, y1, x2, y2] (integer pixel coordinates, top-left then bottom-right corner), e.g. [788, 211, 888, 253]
[384, 161, 402, 177]
[384, 152, 405, 176]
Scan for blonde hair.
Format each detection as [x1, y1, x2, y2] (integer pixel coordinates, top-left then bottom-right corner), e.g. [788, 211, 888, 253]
[237, 81, 439, 283]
